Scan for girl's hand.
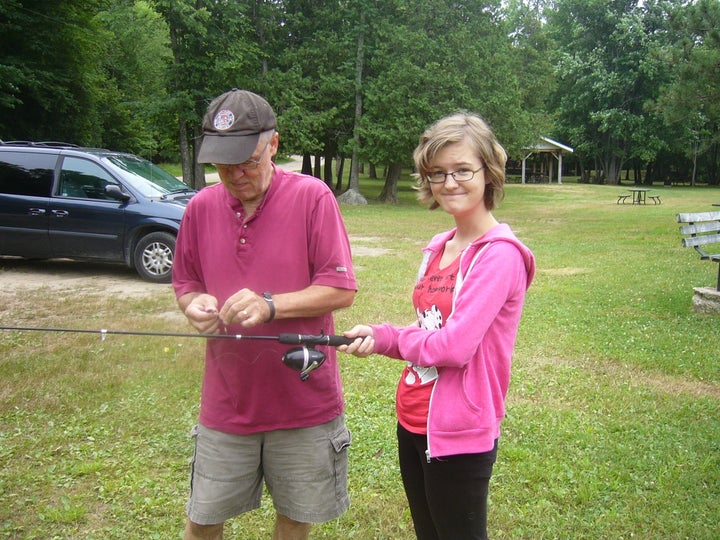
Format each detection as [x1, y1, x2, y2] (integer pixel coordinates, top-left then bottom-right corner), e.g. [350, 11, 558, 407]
[339, 325, 375, 357]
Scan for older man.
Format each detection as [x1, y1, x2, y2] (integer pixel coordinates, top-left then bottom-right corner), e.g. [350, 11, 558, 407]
[172, 89, 357, 540]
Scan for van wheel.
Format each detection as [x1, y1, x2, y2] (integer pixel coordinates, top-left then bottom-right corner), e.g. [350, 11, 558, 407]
[133, 232, 175, 283]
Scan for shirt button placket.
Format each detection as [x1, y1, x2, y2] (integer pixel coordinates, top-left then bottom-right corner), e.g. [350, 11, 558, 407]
[242, 223, 249, 244]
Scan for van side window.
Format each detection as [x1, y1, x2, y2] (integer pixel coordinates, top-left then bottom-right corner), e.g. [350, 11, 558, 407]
[59, 157, 119, 199]
[0, 152, 56, 197]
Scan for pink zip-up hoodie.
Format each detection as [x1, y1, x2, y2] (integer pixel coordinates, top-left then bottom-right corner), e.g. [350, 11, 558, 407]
[371, 223, 535, 459]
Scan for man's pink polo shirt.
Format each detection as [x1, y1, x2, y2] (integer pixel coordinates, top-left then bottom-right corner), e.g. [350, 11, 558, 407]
[173, 165, 356, 434]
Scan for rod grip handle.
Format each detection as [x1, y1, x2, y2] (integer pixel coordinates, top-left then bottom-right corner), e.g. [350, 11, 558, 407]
[323, 334, 356, 346]
[277, 333, 355, 346]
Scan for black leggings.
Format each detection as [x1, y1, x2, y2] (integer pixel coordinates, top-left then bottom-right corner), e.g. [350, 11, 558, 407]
[397, 423, 498, 540]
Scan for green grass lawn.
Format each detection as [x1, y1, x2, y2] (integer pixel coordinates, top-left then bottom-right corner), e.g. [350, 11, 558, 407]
[1, 179, 719, 539]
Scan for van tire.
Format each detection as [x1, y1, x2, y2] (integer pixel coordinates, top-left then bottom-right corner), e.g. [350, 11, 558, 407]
[133, 231, 175, 283]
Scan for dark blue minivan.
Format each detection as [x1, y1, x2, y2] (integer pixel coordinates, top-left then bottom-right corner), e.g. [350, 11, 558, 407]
[0, 141, 196, 283]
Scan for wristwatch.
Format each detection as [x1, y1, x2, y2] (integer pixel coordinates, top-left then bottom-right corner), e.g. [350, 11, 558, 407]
[263, 292, 275, 322]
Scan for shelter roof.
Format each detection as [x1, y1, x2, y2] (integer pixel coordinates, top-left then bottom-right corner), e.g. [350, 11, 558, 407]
[524, 136, 574, 154]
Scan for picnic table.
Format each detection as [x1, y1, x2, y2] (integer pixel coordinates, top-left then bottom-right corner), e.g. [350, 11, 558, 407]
[617, 188, 661, 205]
[629, 188, 649, 204]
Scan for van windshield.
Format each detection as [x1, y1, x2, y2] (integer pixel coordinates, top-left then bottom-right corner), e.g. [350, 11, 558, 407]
[104, 155, 191, 197]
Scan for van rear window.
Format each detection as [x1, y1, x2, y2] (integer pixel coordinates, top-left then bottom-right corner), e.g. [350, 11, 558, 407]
[0, 152, 56, 197]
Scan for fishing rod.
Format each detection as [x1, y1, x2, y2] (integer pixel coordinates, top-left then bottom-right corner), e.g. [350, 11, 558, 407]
[0, 325, 355, 381]
[0, 325, 354, 345]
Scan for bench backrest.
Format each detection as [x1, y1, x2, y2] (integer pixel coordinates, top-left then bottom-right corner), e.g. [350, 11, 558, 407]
[677, 211, 720, 290]
[677, 211, 720, 250]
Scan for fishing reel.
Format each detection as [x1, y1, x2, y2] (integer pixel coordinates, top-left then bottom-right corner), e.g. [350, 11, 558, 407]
[277, 331, 355, 381]
[281, 346, 326, 381]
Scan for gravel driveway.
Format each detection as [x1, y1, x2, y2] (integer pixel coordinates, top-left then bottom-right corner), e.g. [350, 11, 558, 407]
[0, 257, 168, 297]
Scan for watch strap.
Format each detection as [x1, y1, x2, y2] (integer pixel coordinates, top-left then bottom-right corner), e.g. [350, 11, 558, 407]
[262, 291, 275, 322]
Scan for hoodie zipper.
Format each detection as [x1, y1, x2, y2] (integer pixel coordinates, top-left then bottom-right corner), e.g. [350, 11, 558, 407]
[425, 378, 438, 462]
[424, 242, 491, 463]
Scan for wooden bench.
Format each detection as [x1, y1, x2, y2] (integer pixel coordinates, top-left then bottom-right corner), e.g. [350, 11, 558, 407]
[649, 194, 661, 204]
[677, 211, 720, 291]
[617, 194, 630, 204]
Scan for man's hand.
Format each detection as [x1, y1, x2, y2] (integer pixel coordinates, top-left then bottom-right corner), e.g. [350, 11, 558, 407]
[219, 289, 270, 328]
[180, 293, 221, 334]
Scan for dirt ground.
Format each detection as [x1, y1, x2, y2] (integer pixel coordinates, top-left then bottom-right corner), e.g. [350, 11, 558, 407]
[0, 257, 168, 297]
[0, 236, 389, 298]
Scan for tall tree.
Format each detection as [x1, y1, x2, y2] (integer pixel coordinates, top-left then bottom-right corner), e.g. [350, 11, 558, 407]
[154, 0, 260, 189]
[347, 6, 367, 197]
[548, 0, 669, 185]
[95, 0, 173, 158]
[504, 0, 557, 152]
[262, 0, 356, 188]
[361, 0, 526, 202]
[654, 0, 720, 185]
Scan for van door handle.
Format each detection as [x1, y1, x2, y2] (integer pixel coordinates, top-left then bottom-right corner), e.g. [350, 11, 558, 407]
[51, 210, 69, 217]
[28, 208, 46, 216]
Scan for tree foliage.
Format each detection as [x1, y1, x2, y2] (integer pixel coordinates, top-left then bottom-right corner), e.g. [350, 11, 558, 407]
[2, 0, 720, 191]
[653, 0, 720, 184]
[0, 0, 109, 143]
[95, 0, 174, 156]
[359, 0, 532, 201]
[548, 0, 671, 184]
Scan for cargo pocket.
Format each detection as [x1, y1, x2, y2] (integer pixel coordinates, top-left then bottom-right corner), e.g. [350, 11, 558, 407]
[330, 425, 352, 453]
[329, 425, 352, 502]
[330, 427, 352, 471]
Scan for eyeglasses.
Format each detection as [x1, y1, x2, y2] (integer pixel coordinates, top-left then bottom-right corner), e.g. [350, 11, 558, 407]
[425, 166, 484, 184]
[216, 138, 271, 172]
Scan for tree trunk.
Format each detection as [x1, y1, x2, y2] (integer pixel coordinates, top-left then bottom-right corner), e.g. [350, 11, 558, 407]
[335, 158, 345, 192]
[604, 153, 621, 185]
[323, 153, 333, 188]
[378, 163, 401, 203]
[302, 154, 312, 175]
[691, 141, 697, 187]
[179, 119, 199, 188]
[634, 164, 643, 185]
[348, 10, 364, 193]
[193, 121, 205, 190]
[369, 163, 377, 179]
[313, 155, 322, 179]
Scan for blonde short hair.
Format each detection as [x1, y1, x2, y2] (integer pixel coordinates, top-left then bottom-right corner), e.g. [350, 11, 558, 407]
[413, 113, 507, 210]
